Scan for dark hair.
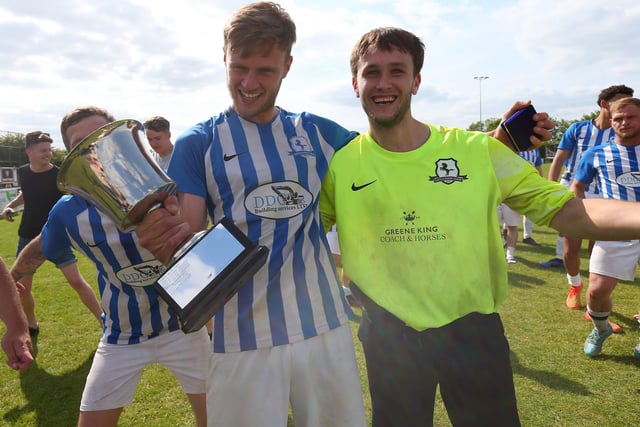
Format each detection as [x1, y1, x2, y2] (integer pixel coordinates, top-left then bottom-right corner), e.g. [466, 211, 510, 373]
[24, 130, 53, 148]
[60, 106, 115, 151]
[223, 2, 296, 58]
[597, 85, 634, 106]
[350, 27, 425, 78]
[143, 116, 170, 133]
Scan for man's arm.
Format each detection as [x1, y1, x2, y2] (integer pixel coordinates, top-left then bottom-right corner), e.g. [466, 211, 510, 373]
[547, 149, 570, 182]
[570, 180, 587, 200]
[59, 263, 103, 326]
[0, 257, 34, 371]
[551, 198, 640, 241]
[10, 234, 47, 283]
[179, 193, 209, 233]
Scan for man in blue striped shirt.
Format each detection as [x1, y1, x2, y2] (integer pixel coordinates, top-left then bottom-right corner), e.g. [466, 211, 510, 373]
[543, 85, 633, 316]
[11, 106, 210, 427]
[136, 3, 366, 426]
[519, 149, 543, 245]
[571, 97, 640, 358]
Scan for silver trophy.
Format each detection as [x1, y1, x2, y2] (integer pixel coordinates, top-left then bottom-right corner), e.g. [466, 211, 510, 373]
[57, 119, 268, 332]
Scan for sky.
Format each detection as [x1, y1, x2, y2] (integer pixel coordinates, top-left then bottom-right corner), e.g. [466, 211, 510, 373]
[1, 0, 639, 149]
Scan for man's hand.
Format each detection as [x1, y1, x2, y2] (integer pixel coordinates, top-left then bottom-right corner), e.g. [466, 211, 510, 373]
[136, 195, 193, 264]
[490, 100, 555, 151]
[2, 329, 34, 371]
[1, 207, 15, 222]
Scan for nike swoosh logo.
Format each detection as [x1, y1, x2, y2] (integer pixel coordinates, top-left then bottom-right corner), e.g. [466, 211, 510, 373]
[351, 180, 377, 191]
[224, 153, 239, 161]
[606, 159, 614, 163]
[86, 241, 105, 248]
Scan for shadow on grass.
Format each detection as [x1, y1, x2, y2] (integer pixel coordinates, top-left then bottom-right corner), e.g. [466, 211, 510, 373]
[507, 271, 546, 288]
[586, 353, 640, 365]
[510, 351, 591, 396]
[3, 347, 94, 426]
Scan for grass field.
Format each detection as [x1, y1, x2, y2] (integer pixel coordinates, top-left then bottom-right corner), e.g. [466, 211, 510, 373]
[1, 211, 639, 426]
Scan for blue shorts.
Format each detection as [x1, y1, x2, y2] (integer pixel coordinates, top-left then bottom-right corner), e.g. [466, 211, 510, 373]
[17, 235, 76, 270]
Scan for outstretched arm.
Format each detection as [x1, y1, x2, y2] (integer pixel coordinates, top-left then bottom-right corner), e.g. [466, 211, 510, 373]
[10, 234, 47, 283]
[551, 198, 640, 241]
[0, 257, 34, 371]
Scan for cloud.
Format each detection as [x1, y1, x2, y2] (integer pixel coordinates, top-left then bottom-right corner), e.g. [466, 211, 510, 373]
[0, 0, 639, 148]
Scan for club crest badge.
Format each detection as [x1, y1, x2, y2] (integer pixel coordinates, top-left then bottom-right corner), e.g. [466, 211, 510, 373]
[429, 158, 468, 185]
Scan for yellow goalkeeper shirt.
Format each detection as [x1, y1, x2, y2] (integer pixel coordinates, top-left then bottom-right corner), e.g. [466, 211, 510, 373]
[320, 124, 573, 330]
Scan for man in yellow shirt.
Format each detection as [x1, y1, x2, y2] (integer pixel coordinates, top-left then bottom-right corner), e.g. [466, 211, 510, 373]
[321, 27, 640, 427]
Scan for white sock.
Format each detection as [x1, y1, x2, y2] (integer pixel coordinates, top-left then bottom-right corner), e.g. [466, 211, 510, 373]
[587, 306, 610, 332]
[567, 273, 581, 286]
[506, 246, 515, 258]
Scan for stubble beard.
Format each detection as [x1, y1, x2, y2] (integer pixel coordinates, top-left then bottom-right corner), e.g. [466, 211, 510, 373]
[365, 94, 412, 129]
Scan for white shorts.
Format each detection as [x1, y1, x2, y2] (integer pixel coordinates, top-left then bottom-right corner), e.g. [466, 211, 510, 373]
[589, 239, 640, 282]
[497, 204, 520, 227]
[206, 324, 366, 427]
[80, 328, 210, 411]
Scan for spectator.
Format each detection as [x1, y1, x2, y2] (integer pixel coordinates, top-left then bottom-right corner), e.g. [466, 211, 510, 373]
[1, 130, 102, 334]
[143, 116, 174, 171]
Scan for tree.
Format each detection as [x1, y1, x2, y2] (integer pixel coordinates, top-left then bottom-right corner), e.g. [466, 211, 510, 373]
[51, 148, 67, 166]
[0, 133, 27, 167]
[468, 117, 501, 132]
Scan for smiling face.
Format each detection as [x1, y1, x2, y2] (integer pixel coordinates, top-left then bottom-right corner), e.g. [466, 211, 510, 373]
[352, 47, 420, 129]
[224, 46, 292, 124]
[25, 141, 52, 169]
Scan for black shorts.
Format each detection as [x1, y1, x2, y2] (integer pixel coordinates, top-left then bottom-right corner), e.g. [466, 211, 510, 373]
[352, 285, 520, 427]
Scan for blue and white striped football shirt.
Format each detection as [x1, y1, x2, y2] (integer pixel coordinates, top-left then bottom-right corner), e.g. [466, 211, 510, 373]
[41, 195, 180, 345]
[169, 108, 356, 353]
[575, 142, 640, 202]
[518, 148, 542, 168]
[558, 120, 615, 194]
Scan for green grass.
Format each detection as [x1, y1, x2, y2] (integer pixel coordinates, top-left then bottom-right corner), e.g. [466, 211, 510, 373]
[1, 215, 639, 426]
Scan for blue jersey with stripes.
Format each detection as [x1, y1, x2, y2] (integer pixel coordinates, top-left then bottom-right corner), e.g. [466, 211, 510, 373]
[518, 148, 542, 168]
[169, 107, 356, 353]
[558, 120, 615, 194]
[575, 142, 640, 202]
[41, 195, 180, 344]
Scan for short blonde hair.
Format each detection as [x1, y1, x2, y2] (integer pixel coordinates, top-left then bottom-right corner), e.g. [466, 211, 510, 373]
[223, 2, 296, 58]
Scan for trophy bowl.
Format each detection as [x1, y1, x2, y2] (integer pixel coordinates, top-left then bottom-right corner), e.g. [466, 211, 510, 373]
[57, 119, 176, 232]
